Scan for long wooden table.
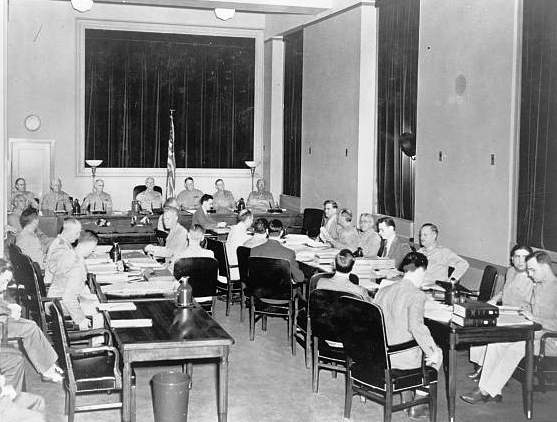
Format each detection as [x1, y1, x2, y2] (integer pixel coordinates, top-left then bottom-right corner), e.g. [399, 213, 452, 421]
[104, 300, 234, 422]
[41, 210, 303, 245]
[426, 319, 541, 422]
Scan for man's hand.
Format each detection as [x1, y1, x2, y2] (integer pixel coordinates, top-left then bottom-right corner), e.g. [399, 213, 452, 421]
[78, 319, 91, 330]
[7, 303, 21, 320]
[425, 346, 443, 370]
[0, 384, 17, 400]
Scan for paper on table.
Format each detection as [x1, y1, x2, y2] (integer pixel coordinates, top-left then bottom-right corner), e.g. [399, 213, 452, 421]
[87, 263, 118, 274]
[95, 273, 130, 283]
[97, 302, 137, 311]
[424, 301, 453, 322]
[85, 257, 110, 265]
[110, 318, 152, 328]
[94, 245, 113, 254]
[359, 279, 380, 291]
[497, 314, 534, 326]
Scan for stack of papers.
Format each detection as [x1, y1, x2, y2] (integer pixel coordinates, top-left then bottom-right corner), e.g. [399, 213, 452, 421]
[97, 302, 137, 311]
[95, 273, 132, 283]
[87, 262, 118, 274]
[284, 234, 310, 245]
[497, 314, 534, 326]
[110, 318, 152, 328]
[102, 280, 176, 296]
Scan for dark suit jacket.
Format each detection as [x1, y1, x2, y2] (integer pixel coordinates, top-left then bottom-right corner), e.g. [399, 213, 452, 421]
[250, 238, 305, 284]
[387, 235, 413, 269]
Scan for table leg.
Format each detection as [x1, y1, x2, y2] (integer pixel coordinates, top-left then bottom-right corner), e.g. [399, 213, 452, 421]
[122, 353, 132, 422]
[448, 333, 457, 422]
[218, 347, 230, 422]
[524, 333, 534, 419]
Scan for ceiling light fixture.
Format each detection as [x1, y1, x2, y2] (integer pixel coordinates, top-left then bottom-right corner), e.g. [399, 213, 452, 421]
[214, 8, 235, 21]
[71, 0, 93, 13]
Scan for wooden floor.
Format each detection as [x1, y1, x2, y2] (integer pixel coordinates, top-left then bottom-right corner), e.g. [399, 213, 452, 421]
[22, 300, 557, 422]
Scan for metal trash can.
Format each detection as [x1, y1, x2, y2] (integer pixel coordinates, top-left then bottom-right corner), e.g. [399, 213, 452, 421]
[151, 371, 192, 422]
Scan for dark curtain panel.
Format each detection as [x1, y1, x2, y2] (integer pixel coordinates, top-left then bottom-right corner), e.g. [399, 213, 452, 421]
[517, 0, 557, 251]
[85, 29, 255, 168]
[376, 0, 419, 220]
[283, 30, 303, 197]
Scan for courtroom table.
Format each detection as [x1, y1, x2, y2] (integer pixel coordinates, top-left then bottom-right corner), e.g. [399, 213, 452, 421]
[104, 300, 234, 422]
[426, 319, 541, 422]
[177, 209, 303, 229]
[45, 210, 302, 245]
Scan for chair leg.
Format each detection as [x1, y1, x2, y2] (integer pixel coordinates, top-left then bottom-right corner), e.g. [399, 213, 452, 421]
[312, 337, 319, 393]
[249, 297, 255, 341]
[384, 385, 393, 422]
[225, 283, 231, 317]
[239, 287, 245, 322]
[262, 315, 268, 332]
[68, 391, 76, 422]
[131, 382, 137, 422]
[429, 382, 438, 422]
[305, 324, 312, 369]
[344, 367, 352, 418]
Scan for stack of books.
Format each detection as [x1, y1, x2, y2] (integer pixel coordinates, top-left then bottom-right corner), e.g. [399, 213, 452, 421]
[452, 301, 499, 327]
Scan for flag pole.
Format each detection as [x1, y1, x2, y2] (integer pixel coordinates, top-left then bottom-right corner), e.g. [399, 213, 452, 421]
[166, 109, 176, 200]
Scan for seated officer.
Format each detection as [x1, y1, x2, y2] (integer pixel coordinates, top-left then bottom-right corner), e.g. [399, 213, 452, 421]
[136, 176, 163, 211]
[82, 179, 113, 214]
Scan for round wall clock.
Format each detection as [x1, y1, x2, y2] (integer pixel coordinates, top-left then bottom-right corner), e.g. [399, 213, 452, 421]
[24, 114, 41, 132]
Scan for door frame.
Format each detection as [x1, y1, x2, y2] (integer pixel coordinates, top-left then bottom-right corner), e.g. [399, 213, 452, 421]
[9, 138, 56, 198]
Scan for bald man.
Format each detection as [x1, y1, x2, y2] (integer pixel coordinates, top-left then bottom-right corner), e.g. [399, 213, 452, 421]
[82, 179, 112, 214]
[136, 177, 163, 211]
[246, 178, 275, 213]
[41, 178, 72, 213]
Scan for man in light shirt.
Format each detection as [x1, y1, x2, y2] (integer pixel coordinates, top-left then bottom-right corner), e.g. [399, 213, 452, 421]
[319, 199, 339, 243]
[322, 208, 359, 251]
[41, 178, 72, 214]
[418, 223, 469, 287]
[145, 207, 188, 264]
[226, 210, 253, 279]
[82, 179, 113, 214]
[136, 176, 163, 211]
[176, 177, 204, 210]
[45, 218, 82, 285]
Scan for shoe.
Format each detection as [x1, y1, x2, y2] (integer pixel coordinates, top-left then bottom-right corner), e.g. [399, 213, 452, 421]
[460, 388, 502, 405]
[467, 365, 482, 380]
[406, 404, 429, 419]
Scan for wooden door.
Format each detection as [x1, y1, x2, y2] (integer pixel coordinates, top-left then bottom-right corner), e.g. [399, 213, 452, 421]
[9, 138, 55, 200]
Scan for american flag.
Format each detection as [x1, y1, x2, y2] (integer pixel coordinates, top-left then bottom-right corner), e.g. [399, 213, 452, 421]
[166, 110, 176, 199]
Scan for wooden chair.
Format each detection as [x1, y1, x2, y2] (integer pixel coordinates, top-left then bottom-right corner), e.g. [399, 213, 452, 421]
[293, 272, 333, 368]
[7, 244, 28, 310]
[245, 257, 295, 347]
[514, 331, 557, 393]
[237, 246, 251, 320]
[310, 287, 360, 392]
[173, 257, 219, 315]
[206, 238, 244, 320]
[9, 247, 39, 320]
[286, 208, 324, 238]
[462, 265, 498, 302]
[50, 299, 129, 422]
[339, 296, 438, 422]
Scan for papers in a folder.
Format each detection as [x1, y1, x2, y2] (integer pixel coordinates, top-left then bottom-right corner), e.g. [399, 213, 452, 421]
[97, 302, 137, 311]
[110, 318, 152, 328]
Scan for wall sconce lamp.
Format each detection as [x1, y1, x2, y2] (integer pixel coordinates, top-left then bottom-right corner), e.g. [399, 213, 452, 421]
[85, 159, 103, 180]
[245, 160, 259, 193]
[214, 8, 235, 21]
